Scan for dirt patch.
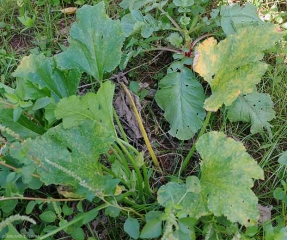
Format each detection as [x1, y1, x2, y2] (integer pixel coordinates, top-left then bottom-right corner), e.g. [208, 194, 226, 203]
[9, 34, 32, 53]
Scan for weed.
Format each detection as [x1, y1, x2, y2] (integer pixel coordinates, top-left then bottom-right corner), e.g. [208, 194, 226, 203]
[0, 0, 286, 239]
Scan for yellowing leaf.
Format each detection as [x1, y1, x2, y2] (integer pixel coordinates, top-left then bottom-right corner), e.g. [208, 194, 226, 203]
[60, 7, 77, 15]
[197, 131, 264, 226]
[193, 24, 283, 112]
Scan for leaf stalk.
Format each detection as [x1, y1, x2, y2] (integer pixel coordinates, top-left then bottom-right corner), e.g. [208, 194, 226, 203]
[179, 111, 212, 176]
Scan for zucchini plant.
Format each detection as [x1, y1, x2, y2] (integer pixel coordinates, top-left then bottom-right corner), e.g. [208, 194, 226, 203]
[0, 1, 284, 239]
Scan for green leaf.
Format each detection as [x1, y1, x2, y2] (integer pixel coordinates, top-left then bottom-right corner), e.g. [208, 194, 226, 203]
[13, 106, 23, 122]
[0, 82, 15, 94]
[245, 225, 259, 237]
[32, 97, 51, 110]
[62, 204, 73, 216]
[193, 25, 283, 111]
[71, 227, 85, 240]
[105, 206, 121, 218]
[27, 177, 43, 190]
[124, 218, 140, 239]
[0, 200, 18, 213]
[273, 187, 285, 200]
[167, 32, 183, 47]
[221, 3, 263, 35]
[227, 92, 275, 135]
[56, 3, 125, 81]
[186, 176, 201, 193]
[121, 11, 160, 38]
[0, 108, 44, 140]
[173, 0, 194, 7]
[82, 209, 99, 224]
[10, 121, 118, 197]
[55, 81, 115, 132]
[140, 219, 162, 239]
[40, 211, 57, 223]
[120, 0, 151, 10]
[278, 151, 287, 166]
[13, 54, 81, 102]
[5, 224, 28, 240]
[196, 131, 264, 226]
[121, 12, 140, 37]
[155, 65, 206, 140]
[26, 201, 37, 214]
[157, 181, 209, 219]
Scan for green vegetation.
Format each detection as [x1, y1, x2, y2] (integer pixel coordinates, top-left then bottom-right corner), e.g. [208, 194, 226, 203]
[0, 0, 286, 239]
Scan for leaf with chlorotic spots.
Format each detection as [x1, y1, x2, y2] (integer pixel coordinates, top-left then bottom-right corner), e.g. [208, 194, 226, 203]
[197, 131, 264, 226]
[221, 3, 263, 35]
[157, 180, 209, 219]
[10, 121, 118, 199]
[193, 25, 283, 111]
[55, 81, 115, 133]
[227, 92, 275, 136]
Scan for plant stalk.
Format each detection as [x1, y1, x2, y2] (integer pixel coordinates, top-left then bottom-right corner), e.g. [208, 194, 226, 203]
[113, 107, 129, 142]
[116, 140, 145, 202]
[37, 206, 107, 240]
[111, 144, 132, 177]
[0, 160, 40, 178]
[117, 138, 153, 196]
[179, 111, 212, 176]
[120, 83, 162, 172]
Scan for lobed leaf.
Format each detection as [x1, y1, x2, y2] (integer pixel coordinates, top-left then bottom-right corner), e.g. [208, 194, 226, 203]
[13, 54, 81, 102]
[157, 180, 209, 219]
[193, 24, 283, 111]
[221, 3, 263, 35]
[121, 10, 161, 38]
[197, 131, 264, 226]
[10, 121, 118, 198]
[227, 92, 275, 135]
[173, 0, 194, 7]
[55, 81, 115, 132]
[56, 3, 125, 81]
[0, 107, 45, 140]
[155, 66, 206, 140]
[119, 0, 152, 10]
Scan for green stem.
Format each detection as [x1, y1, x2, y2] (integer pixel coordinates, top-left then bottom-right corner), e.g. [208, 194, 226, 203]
[142, 164, 153, 196]
[113, 107, 129, 142]
[100, 164, 117, 177]
[179, 111, 212, 176]
[116, 140, 145, 203]
[117, 139, 153, 196]
[158, 6, 183, 34]
[37, 205, 108, 240]
[112, 144, 132, 178]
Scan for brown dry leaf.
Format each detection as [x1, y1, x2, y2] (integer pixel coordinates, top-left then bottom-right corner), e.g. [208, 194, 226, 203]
[60, 7, 78, 15]
[114, 89, 142, 139]
[258, 204, 272, 225]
